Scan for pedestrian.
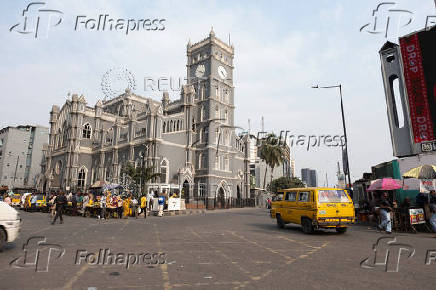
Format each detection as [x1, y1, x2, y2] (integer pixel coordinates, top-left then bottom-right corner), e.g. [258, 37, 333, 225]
[4, 194, 11, 206]
[49, 194, 57, 218]
[148, 192, 154, 212]
[140, 194, 147, 219]
[117, 196, 123, 218]
[71, 192, 77, 216]
[378, 192, 392, 234]
[82, 193, 89, 217]
[131, 196, 138, 219]
[100, 193, 107, 220]
[158, 195, 165, 217]
[429, 191, 436, 232]
[51, 192, 67, 225]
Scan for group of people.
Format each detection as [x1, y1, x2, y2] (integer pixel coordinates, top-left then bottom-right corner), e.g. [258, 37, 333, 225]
[360, 190, 436, 234]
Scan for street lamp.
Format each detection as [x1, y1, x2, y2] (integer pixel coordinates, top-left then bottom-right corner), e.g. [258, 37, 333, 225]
[312, 84, 352, 191]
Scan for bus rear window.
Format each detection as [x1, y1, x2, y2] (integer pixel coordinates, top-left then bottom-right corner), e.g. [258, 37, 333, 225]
[318, 190, 350, 203]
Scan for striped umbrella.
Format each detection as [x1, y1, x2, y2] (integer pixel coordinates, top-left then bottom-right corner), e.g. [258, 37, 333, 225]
[402, 165, 436, 179]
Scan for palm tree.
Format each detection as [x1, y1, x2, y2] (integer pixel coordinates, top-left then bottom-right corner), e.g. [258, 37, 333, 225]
[121, 163, 160, 196]
[259, 133, 285, 190]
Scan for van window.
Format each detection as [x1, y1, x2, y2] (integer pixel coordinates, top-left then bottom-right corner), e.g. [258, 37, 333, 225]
[318, 190, 350, 203]
[273, 193, 284, 201]
[298, 191, 310, 202]
[285, 192, 297, 201]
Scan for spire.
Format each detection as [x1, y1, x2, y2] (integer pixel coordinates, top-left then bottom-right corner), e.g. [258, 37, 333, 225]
[209, 26, 215, 37]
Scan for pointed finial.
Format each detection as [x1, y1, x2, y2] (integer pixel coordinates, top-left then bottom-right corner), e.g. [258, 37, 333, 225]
[187, 38, 191, 47]
[210, 26, 215, 37]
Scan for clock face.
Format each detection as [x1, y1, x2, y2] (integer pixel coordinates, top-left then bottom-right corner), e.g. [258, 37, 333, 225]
[195, 64, 205, 78]
[217, 65, 227, 80]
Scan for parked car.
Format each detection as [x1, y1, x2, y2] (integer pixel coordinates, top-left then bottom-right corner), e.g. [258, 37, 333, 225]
[0, 201, 21, 251]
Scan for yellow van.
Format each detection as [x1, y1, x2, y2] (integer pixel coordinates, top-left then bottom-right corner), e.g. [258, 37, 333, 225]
[270, 187, 355, 234]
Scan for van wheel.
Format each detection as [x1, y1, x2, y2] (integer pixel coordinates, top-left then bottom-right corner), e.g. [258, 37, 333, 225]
[0, 228, 6, 251]
[301, 218, 314, 234]
[276, 214, 285, 229]
[336, 227, 347, 234]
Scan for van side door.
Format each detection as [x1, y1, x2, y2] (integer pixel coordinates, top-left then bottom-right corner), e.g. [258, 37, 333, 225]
[297, 190, 314, 223]
[283, 191, 297, 223]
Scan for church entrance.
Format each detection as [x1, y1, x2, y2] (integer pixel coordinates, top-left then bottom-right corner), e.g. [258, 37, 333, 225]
[183, 180, 190, 203]
[217, 187, 225, 209]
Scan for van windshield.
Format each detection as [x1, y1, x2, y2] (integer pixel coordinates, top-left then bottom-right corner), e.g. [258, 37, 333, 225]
[318, 190, 350, 203]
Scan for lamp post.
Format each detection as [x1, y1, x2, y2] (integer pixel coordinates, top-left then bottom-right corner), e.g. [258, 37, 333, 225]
[312, 84, 352, 191]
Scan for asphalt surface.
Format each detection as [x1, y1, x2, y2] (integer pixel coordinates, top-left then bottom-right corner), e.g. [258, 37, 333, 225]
[1, 208, 436, 289]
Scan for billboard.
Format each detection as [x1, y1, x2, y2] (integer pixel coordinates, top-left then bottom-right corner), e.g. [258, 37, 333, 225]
[399, 27, 436, 145]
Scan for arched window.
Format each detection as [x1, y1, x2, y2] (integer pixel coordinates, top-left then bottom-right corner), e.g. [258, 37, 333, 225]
[170, 120, 173, 132]
[161, 159, 168, 184]
[163, 122, 166, 133]
[176, 120, 180, 131]
[167, 121, 170, 132]
[203, 127, 209, 144]
[77, 167, 87, 188]
[197, 153, 202, 169]
[82, 123, 92, 139]
[173, 121, 176, 131]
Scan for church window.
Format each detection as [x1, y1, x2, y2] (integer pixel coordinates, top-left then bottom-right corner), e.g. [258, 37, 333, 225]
[82, 123, 91, 139]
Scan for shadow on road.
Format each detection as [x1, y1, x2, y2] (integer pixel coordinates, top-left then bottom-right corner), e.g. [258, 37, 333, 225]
[246, 222, 345, 236]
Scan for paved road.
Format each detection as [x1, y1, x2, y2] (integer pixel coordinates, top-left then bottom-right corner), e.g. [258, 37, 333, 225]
[1, 208, 435, 289]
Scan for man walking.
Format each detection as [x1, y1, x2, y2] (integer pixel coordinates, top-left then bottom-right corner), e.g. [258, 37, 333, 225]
[140, 194, 147, 219]
[378, 192, 392, 234]
[158, 195, 165, 217]
[51, 192, 67, 225]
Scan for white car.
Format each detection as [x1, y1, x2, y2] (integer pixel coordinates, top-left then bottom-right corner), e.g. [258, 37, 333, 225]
[0, 201, 21, 251]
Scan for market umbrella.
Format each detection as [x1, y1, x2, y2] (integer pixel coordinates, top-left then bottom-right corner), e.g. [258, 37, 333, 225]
[90, 180, 108, 188]
[402, 165, 436, 179]
[103, 183, 123, 190]
[367, 178, 402, 191]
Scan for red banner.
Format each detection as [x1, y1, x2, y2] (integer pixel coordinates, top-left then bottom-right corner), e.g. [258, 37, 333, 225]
[400, 34, 434, 143]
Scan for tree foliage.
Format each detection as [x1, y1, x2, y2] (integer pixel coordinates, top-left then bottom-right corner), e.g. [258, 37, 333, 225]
[259, 133, 285, 190]
[121, 163, 160, 195]
[268, 177, 305, 193]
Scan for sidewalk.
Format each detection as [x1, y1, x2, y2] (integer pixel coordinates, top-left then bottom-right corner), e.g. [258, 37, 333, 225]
[150, 209, 206, 217]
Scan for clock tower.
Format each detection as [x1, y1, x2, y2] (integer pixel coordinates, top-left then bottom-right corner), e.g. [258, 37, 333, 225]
[186, 29, 245, 206]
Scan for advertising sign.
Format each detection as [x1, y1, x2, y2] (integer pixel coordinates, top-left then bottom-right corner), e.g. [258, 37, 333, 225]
[168, 197, 181, 211]
[409, 208, 426, 225]
[419, 179, 436, 193]
[399, 28, 436, 144]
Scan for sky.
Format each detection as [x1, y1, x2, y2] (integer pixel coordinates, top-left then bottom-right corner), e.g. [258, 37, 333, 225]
[0, 0, 435, 186]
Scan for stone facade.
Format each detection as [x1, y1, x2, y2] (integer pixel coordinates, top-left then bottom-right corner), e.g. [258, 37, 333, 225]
[40, 30, 250, 206]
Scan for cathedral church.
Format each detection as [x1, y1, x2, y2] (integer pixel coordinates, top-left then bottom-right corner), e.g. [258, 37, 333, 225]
[41, 30, 251, 208]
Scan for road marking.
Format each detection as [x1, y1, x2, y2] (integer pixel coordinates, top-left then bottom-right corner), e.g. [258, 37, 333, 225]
[62, 262, 90, 290]
[154, 224, 171, 290]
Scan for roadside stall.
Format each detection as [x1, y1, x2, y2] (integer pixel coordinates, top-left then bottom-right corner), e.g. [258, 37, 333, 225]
[402, 164, 436, 232]
[367, 178, 402, 231]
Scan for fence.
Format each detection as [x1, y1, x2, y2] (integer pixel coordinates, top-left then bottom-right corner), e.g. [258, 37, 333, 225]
[185, 196, 256, 210]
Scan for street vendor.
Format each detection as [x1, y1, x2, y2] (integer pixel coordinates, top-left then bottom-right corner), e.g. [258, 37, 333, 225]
[140, 194, 147, 219]
[429, 191, 436, 232]
[123, 195, 131, 218]
[378, 191, 392, 234]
